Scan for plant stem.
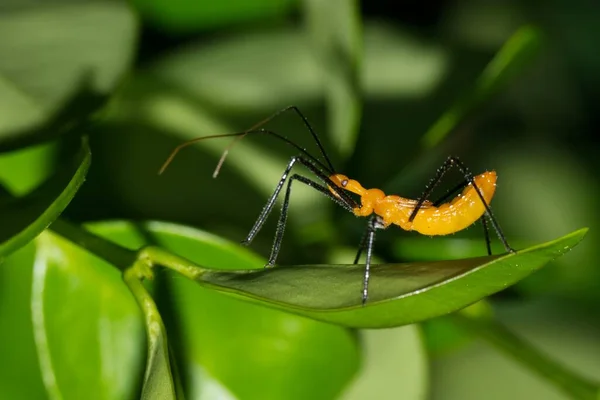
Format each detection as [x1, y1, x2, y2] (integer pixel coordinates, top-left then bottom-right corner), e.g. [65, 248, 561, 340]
[452, 313, 599, 400]
[123, 263, 178, 400]
[49, 218, 210, 279]
[139, 246, 207, 280]
[49, 218, 136, 270]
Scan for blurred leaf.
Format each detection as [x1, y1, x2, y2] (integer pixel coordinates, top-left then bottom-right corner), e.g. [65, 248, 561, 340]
[421, 301, 493, 357]
[117, 90, 291, 200]
[303, 0, 363, 157]
[0, 1, 137, 150]
[0, 141, 57, 196]
[432, 299, 600, 400]
[492, 143, 600, 301]
[421, 316, 473, 357]
[443, 2, 525, 49]
[362, 24, 448, 98]
[124, 264, 178, 400]
[108, 82, 329, 231]
[84, 220, 361, 400]
[147, 228, 586, 328]
[0, 136, 90, 259]
[421, 25, 542, 148]
[393, 236, 533, 262]
[32, 230, 145, 400]
[143, 23, 447, 112]
[0, 243, 46, 398]
[105, 23, 447, 227]
[131, 0, 296, 33]
[342, 326, 428, 400]
[0, 78, 109, 153]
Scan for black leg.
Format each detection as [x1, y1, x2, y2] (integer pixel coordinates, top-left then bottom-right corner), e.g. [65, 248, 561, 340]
[242, 155, 356, 248]
[409, 157, 461, 222]
[267, 173, 352, 266]
[353, 226, 369, 265]
[481, 215, 492, 256]
[361, 215, 378, 305]
[242, 155, 358, 268]
[431, 178, 494, 256]
[409, 156, 514, 254]
[432, 179, 469, 207]
[233, 106, 336, 173]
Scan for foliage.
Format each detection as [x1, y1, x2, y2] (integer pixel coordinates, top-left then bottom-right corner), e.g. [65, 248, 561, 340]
[1, 1, 599, 399]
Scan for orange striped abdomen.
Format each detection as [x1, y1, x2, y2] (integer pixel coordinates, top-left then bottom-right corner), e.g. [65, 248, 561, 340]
[381, 171, 497, 235]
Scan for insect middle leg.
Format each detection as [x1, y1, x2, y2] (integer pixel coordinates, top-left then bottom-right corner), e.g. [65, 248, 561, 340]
[353, 178, 495, 282]
[352, 215, 380, 305]
[409, 156, 514, 254]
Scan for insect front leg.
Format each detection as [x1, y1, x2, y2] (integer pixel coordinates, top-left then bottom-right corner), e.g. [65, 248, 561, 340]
[267, 173, 355, 267]
[353, 226, 370, 265]
[242, 156, 301, 248]
[244, 155, 356, 267]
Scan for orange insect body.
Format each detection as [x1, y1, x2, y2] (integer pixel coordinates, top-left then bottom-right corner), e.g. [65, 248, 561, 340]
[329, 171, 497, 236]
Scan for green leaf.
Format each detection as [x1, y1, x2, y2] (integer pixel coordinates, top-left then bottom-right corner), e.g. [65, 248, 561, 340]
[130, 0, 296, 33]
[303, 0, 363, 157]
[0, 136, 90, 258]
[420, 301, 493, 357]
[82, 221, 361, 400]
[0, 141, 57, 196]
[0, 1, 138, 151]
[140, 23, 446, 113]
[421, 25, 542, 148]
[32, 230, 145, 400]
[160, 228, 587, 328]
[0, 78, 109, 153]
[438, 299, 600, 400]
[107, 24, 447, 224]
[0, 243, 46, 398]
[491, 145, 600, 301]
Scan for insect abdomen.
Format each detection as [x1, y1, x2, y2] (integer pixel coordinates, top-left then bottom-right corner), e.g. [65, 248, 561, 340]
[390, 171, 497, 235]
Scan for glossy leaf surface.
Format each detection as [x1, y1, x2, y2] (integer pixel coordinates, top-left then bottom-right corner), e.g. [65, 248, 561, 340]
[32, 230, 145, 400]
[183, 229, 587, 328]
[85, 221, 362, 400]
[0, 243, 46, 398]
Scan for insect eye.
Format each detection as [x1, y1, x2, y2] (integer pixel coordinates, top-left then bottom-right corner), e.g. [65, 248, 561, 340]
[341, 179, 348, 187]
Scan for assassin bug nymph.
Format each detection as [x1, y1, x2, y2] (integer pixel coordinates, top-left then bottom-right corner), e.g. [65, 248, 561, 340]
[159, 106, 515, 305]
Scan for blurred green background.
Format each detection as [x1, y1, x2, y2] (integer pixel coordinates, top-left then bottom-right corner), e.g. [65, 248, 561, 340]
[1, 0, 599, 399]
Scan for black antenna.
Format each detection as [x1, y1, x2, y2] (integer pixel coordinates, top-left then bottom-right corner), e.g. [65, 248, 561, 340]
[159, 129, 335, 177]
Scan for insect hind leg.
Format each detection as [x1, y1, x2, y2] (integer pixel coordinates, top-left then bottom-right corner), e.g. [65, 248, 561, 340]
[430, 178, 494, 256]
[481, 215, 492, 256]
[268, 172, 355, 266]
[410, 156, 514, 254]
